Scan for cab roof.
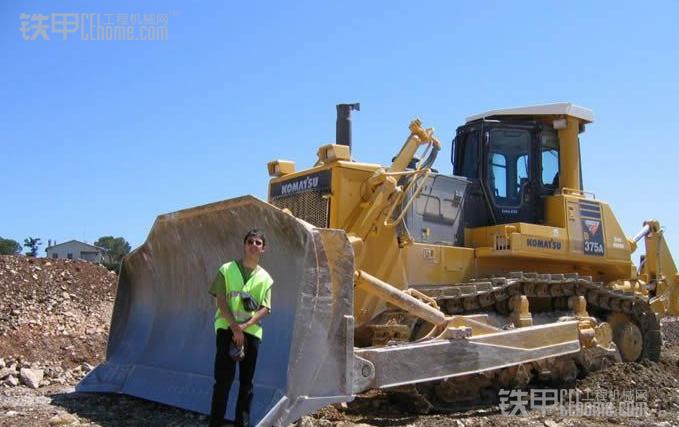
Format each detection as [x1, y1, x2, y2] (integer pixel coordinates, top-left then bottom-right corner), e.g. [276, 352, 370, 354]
[465, 103, 594, 124]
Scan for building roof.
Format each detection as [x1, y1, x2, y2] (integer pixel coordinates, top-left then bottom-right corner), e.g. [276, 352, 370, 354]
[45, 240, 106, 252]
[465, 102, 594, 124]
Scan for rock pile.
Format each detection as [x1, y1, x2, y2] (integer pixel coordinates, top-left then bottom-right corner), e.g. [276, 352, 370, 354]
[0, 355, 95, 389]
[0, 255, 116, 389]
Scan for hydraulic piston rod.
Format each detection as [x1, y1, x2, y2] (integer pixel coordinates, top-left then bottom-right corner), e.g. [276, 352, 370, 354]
[354, 270, 446, 326]
[633, 223, 653, 243]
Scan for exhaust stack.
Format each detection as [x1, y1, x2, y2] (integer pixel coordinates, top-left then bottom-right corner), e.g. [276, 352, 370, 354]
[336, 103, 360, 150]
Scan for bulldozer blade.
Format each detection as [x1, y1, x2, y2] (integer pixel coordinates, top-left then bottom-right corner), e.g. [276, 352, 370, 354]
[77, 195, 356, 426]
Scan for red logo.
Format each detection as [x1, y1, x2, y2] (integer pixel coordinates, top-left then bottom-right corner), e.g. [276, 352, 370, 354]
[584, 220, 600, 236]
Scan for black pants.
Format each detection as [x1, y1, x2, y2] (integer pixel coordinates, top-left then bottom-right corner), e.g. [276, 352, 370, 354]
[209, 328, 260, 427]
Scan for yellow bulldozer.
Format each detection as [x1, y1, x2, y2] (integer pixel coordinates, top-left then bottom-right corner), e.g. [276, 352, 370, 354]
[78, 103, 679, 425]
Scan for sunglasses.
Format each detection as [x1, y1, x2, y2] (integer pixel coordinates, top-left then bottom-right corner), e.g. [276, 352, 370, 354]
[247, 239, 264, 247]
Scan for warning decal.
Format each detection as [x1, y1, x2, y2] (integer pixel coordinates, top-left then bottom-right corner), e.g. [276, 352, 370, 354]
[579, 202, 605, 256]
[582, 217, 605, 256]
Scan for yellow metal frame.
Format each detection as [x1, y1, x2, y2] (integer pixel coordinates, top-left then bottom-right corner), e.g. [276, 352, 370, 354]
[267, 106, 679, 327]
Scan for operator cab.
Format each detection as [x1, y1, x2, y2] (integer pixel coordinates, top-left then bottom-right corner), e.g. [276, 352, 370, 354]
[453, 103, 593, 227]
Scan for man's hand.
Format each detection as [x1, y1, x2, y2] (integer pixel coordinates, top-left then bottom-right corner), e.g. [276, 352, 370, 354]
[216, 295, 244, 346]
[230, 323, 245, 347]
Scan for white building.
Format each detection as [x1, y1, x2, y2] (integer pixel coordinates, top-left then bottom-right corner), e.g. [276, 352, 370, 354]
[45, 240, 105, 263]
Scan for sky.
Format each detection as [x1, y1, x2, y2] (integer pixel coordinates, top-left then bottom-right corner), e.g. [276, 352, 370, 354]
[1, 1, 678, 261]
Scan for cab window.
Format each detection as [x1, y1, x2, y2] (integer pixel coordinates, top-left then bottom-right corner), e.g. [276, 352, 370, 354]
[517, 154, 529, 191]
[540, 128, 560, 188]
[456, 131, 479, 179]
[490, 152, 507, 198]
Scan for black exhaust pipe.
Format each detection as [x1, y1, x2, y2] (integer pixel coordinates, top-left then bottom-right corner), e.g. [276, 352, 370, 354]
[336, 103, 360, 150]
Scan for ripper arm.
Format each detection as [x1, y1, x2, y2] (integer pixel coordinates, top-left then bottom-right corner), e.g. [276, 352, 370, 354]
[633, 220, 679, 315]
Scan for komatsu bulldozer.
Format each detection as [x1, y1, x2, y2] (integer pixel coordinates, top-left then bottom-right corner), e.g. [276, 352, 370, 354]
[78, 103, 679, 426]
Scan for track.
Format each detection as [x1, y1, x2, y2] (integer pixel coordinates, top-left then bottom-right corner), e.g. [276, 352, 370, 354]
[377, 273, 666, 412]
[415, 272, 662, 361]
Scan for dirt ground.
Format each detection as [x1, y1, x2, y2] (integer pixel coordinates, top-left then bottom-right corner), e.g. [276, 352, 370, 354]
[1, 255, 678, 426]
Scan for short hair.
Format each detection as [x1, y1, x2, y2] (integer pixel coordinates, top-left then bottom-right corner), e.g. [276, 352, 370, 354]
[243, 229, 266, 247]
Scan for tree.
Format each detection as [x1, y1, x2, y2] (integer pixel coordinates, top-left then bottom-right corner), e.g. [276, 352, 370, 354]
[0, 237, 22, 255]
[23, 237, 41, 257]
[95, 236, 131, 272]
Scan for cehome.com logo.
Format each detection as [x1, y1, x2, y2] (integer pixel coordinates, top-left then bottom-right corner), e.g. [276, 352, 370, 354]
[526, 238, 562, 250]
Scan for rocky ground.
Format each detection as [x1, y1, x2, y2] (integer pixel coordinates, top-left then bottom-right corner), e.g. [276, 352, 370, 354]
[1, 254, 678, 426]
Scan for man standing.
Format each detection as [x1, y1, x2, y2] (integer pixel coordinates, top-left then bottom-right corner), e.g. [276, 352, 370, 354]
[208, 229, 273, 427]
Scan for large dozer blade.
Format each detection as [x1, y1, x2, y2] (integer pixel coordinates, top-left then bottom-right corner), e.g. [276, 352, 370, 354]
[77, 195, 356, 426]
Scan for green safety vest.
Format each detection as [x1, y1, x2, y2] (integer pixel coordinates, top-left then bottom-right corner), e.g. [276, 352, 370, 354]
[214, 261, 273, 340]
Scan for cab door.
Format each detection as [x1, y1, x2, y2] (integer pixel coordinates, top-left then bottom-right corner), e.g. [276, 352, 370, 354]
[482, 122, 541, 225]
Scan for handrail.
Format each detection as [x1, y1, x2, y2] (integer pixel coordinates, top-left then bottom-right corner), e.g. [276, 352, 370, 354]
[384, 168, 430, 227]
[559, 187, 596, 199]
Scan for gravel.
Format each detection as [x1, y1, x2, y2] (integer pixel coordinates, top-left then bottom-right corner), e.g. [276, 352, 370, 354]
[1, 254, 678, 426]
